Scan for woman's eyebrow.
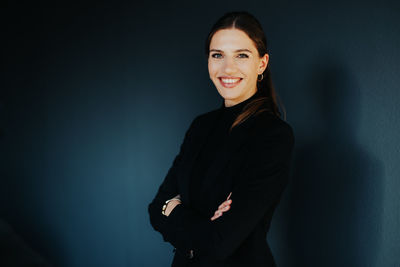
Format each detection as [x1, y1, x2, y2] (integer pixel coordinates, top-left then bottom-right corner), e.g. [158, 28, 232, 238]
[235, 49, 252, 53]
[209, 49, 252, 53]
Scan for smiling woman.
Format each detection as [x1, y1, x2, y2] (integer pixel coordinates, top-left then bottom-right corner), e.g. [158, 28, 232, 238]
[208, 29, 269, 107]
[148, 11, 294, 267]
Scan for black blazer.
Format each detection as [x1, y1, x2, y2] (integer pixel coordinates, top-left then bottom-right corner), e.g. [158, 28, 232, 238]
[148, 102, 295, 267]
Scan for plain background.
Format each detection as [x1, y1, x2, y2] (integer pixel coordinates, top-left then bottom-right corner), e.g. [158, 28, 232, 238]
[1, 2, 399, 266]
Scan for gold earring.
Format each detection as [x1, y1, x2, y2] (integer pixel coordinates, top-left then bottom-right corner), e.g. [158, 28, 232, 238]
[257, 73, 264, 82]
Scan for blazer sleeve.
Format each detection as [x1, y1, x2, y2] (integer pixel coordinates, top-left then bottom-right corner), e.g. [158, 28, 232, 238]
[148, 116, 199, 243]
[159, 120, 295, 261]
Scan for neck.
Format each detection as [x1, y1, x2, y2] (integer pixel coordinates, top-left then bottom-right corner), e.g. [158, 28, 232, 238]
[224, 88, 258, 107]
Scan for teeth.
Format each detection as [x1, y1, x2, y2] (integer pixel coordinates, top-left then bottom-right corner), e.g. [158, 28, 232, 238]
[221, 78, 241, 84]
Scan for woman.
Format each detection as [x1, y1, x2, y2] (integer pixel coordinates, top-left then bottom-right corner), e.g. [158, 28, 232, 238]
[148, 11, 294, 267]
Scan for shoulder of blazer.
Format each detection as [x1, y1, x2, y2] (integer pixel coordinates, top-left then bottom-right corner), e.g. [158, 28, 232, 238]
[243, 111, 295, 149]
[252, 111, 294, 134]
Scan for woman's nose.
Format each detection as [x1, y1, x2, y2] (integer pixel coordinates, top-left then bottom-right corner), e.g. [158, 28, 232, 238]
[223, 57, 237, 74]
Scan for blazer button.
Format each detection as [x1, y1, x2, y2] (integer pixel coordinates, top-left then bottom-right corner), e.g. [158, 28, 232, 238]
[188, 249, 194, 259]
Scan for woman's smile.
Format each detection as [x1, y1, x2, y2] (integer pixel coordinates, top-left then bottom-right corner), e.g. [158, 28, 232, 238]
[219, 77, 243, 88]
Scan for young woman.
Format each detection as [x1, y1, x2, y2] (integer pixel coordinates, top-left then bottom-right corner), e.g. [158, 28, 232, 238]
[148, 11, 294, 267]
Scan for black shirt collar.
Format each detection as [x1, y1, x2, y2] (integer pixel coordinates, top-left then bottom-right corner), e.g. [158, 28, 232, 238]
[220, 89, 262, 118]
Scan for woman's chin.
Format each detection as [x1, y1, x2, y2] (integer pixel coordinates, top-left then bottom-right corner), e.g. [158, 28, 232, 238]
[217, 89, 240, 100]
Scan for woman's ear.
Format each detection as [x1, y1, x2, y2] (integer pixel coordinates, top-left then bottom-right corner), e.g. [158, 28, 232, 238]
[259, 53, 269, 74]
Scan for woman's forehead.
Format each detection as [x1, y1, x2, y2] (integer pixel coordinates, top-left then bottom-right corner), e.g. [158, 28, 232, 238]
[210, 29, 256, 52]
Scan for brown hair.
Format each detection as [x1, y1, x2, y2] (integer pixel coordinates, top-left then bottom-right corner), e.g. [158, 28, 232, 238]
[205, 11, 286, 131]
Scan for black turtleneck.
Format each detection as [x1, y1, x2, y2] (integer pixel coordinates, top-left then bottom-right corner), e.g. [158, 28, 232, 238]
[189, 90, 261, 209]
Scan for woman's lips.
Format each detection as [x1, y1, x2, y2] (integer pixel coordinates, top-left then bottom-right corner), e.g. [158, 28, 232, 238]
[218, 77, 242, 88]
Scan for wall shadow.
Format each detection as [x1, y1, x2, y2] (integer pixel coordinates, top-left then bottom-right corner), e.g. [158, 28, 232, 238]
[286, 61, 384, 267]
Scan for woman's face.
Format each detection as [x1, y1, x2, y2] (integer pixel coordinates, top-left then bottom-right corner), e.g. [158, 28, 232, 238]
[208, 28, 269, 107]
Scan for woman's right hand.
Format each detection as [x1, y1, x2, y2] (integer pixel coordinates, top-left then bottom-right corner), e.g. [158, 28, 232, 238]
[164, 199, 181, 216]
[210, 192, 232, 221]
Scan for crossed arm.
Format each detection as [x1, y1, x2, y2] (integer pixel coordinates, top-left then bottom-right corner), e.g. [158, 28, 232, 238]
[148, 117, 294, 261]
[164, 192, 232, 221]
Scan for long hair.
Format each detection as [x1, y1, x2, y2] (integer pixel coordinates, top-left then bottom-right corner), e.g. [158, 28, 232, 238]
[205, 11, 286, 130]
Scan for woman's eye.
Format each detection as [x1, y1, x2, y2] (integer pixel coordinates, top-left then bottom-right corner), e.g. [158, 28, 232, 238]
[237, 53, 249, 58]
[211, 53, 222, 59]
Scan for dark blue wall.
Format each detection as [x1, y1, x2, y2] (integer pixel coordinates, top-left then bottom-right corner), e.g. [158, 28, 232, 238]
[1, 3, 399, 266]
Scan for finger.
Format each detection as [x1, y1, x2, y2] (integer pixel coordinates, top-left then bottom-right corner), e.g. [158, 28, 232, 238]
[218, 200, 232, 210]
[227, 192, 232, 200]
[222, 205, 230, 211]
[218, 205, 230, 214]
[215, 206, 230, 219]
[219, 200, 231, 209]
[210, 211, 222, 221]
[211, 204, 232, 221]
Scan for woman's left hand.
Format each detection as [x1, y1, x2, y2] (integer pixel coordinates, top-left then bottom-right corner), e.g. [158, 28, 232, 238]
[210, 192, 232, 221]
